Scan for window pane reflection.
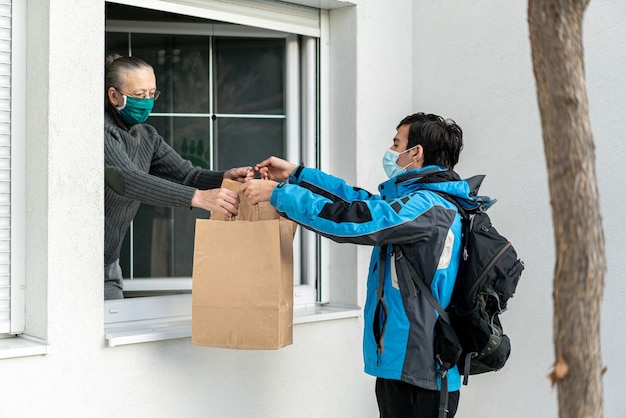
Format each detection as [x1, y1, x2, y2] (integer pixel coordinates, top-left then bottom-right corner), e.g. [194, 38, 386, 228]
[150, 116, 211, 166]
[216, 117, 284, 170]
[215, 38, 284, 115]
[132, 34, 210, 114]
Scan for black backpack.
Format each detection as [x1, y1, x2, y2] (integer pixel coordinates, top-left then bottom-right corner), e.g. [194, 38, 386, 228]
[448, 209, 524, 380]
[394, 196, 524, 417]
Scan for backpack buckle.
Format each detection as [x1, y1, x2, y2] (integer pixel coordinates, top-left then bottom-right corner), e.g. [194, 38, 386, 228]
[393, 245, 404, 260]
[436, 356, 448, 378]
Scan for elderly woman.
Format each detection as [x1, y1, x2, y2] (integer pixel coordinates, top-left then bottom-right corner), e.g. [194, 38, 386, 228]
[104, 55, 252, 300]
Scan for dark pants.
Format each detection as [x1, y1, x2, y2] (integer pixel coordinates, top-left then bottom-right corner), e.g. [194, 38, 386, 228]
[375, 378, 460, 418]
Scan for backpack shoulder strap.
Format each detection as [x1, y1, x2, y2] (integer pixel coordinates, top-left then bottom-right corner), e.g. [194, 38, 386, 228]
[430, 190, 470, 220]
[393, 245, 454, 418]
[393, 245, 450, 324]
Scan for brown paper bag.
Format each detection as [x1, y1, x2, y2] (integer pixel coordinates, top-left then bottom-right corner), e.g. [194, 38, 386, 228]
[192, 179, 297, 349]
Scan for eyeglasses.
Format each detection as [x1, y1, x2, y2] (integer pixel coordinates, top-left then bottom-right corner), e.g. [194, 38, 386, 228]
[115, 87, 161, 101]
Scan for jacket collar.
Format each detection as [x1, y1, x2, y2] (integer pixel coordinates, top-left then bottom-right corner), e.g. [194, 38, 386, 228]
[378, 166, 494, 212]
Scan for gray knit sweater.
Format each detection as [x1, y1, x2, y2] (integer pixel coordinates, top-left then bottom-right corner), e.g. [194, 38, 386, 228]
[104, 104, 225, 266]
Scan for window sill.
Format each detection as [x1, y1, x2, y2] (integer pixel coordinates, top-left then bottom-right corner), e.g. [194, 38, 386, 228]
[292, 303, 362, 324]
[104, 303, 361, 347]
[0, 335, 49, 359]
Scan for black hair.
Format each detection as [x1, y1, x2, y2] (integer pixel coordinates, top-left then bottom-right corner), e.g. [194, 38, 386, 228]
[407, 118, 463, 169]
[396, 112, 443, 130]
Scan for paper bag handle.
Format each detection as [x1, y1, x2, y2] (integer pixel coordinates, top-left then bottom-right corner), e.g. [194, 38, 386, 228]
[226, 202, 261, 222]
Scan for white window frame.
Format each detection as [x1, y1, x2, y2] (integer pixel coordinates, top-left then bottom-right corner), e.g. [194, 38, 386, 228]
[0, 0, 47, 360]
[0, 0, 25, 337]
[107, 0, 325, 37]
[104, 2, 359, 347]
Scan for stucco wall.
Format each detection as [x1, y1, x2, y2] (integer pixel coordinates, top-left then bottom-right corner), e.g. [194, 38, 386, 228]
[409, 1, 626, 417]
[6, 1, 378, 417]
[2, 0, 624, 417]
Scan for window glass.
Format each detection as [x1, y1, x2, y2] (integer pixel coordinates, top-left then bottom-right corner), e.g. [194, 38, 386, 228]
[214, 38, 285, 115]
[150, 116, 211, 168]
[133, 34, 211, 114]
[215, 117, 284, 170]
[105, 31, 129, 57]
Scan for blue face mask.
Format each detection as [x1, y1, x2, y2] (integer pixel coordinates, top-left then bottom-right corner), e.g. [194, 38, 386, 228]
[382, 147, 416, 179]
[117, 95, 154, 125]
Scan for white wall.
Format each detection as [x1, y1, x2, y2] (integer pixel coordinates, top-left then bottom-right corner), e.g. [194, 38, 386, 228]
[3, 0, 624, 417]
[410, 1, 626, 417]
[587, 3, 626, 418]
[3, 1, 378, 417]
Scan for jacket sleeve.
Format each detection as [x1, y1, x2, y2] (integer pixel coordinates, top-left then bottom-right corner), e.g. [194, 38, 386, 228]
[104, 126, 223, 208]
[146, 125, 225, 190]
[270, 168, 445, 246]
[291, 167, 378, 201]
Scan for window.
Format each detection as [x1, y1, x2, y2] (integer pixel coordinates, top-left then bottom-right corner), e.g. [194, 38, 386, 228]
[104, 1, 337, 343]
[105, 21, 295, 284]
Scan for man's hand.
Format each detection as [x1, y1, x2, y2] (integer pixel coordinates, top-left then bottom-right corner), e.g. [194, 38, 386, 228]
[239, 180, 279, 205]
[254, 156, 297, 181]
[191, 188, 240, 216]
[224, 166, 254, 182]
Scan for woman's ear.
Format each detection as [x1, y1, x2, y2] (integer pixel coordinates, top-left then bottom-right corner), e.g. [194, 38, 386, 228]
[107, 87, 121, 107]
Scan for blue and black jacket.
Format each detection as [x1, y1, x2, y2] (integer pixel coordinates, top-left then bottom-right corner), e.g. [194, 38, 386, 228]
[270, 165, 492, 392]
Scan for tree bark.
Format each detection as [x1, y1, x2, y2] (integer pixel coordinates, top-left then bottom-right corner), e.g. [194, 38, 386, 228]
[528, 0, 605, 417]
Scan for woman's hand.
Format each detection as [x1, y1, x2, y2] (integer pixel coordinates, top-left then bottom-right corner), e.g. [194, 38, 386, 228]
[224, 166, 254, 182]
[191, 188, 240, 216]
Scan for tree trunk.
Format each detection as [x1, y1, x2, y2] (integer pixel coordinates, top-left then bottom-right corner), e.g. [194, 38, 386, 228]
[528, 0, 605, 417]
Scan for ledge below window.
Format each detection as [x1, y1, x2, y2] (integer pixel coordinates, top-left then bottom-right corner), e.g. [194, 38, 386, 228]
[104, 303, 361, 347]
[0, 335, 49, 359]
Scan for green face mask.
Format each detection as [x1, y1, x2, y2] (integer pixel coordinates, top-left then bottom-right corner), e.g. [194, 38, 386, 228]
[117, 95, 154, 125]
